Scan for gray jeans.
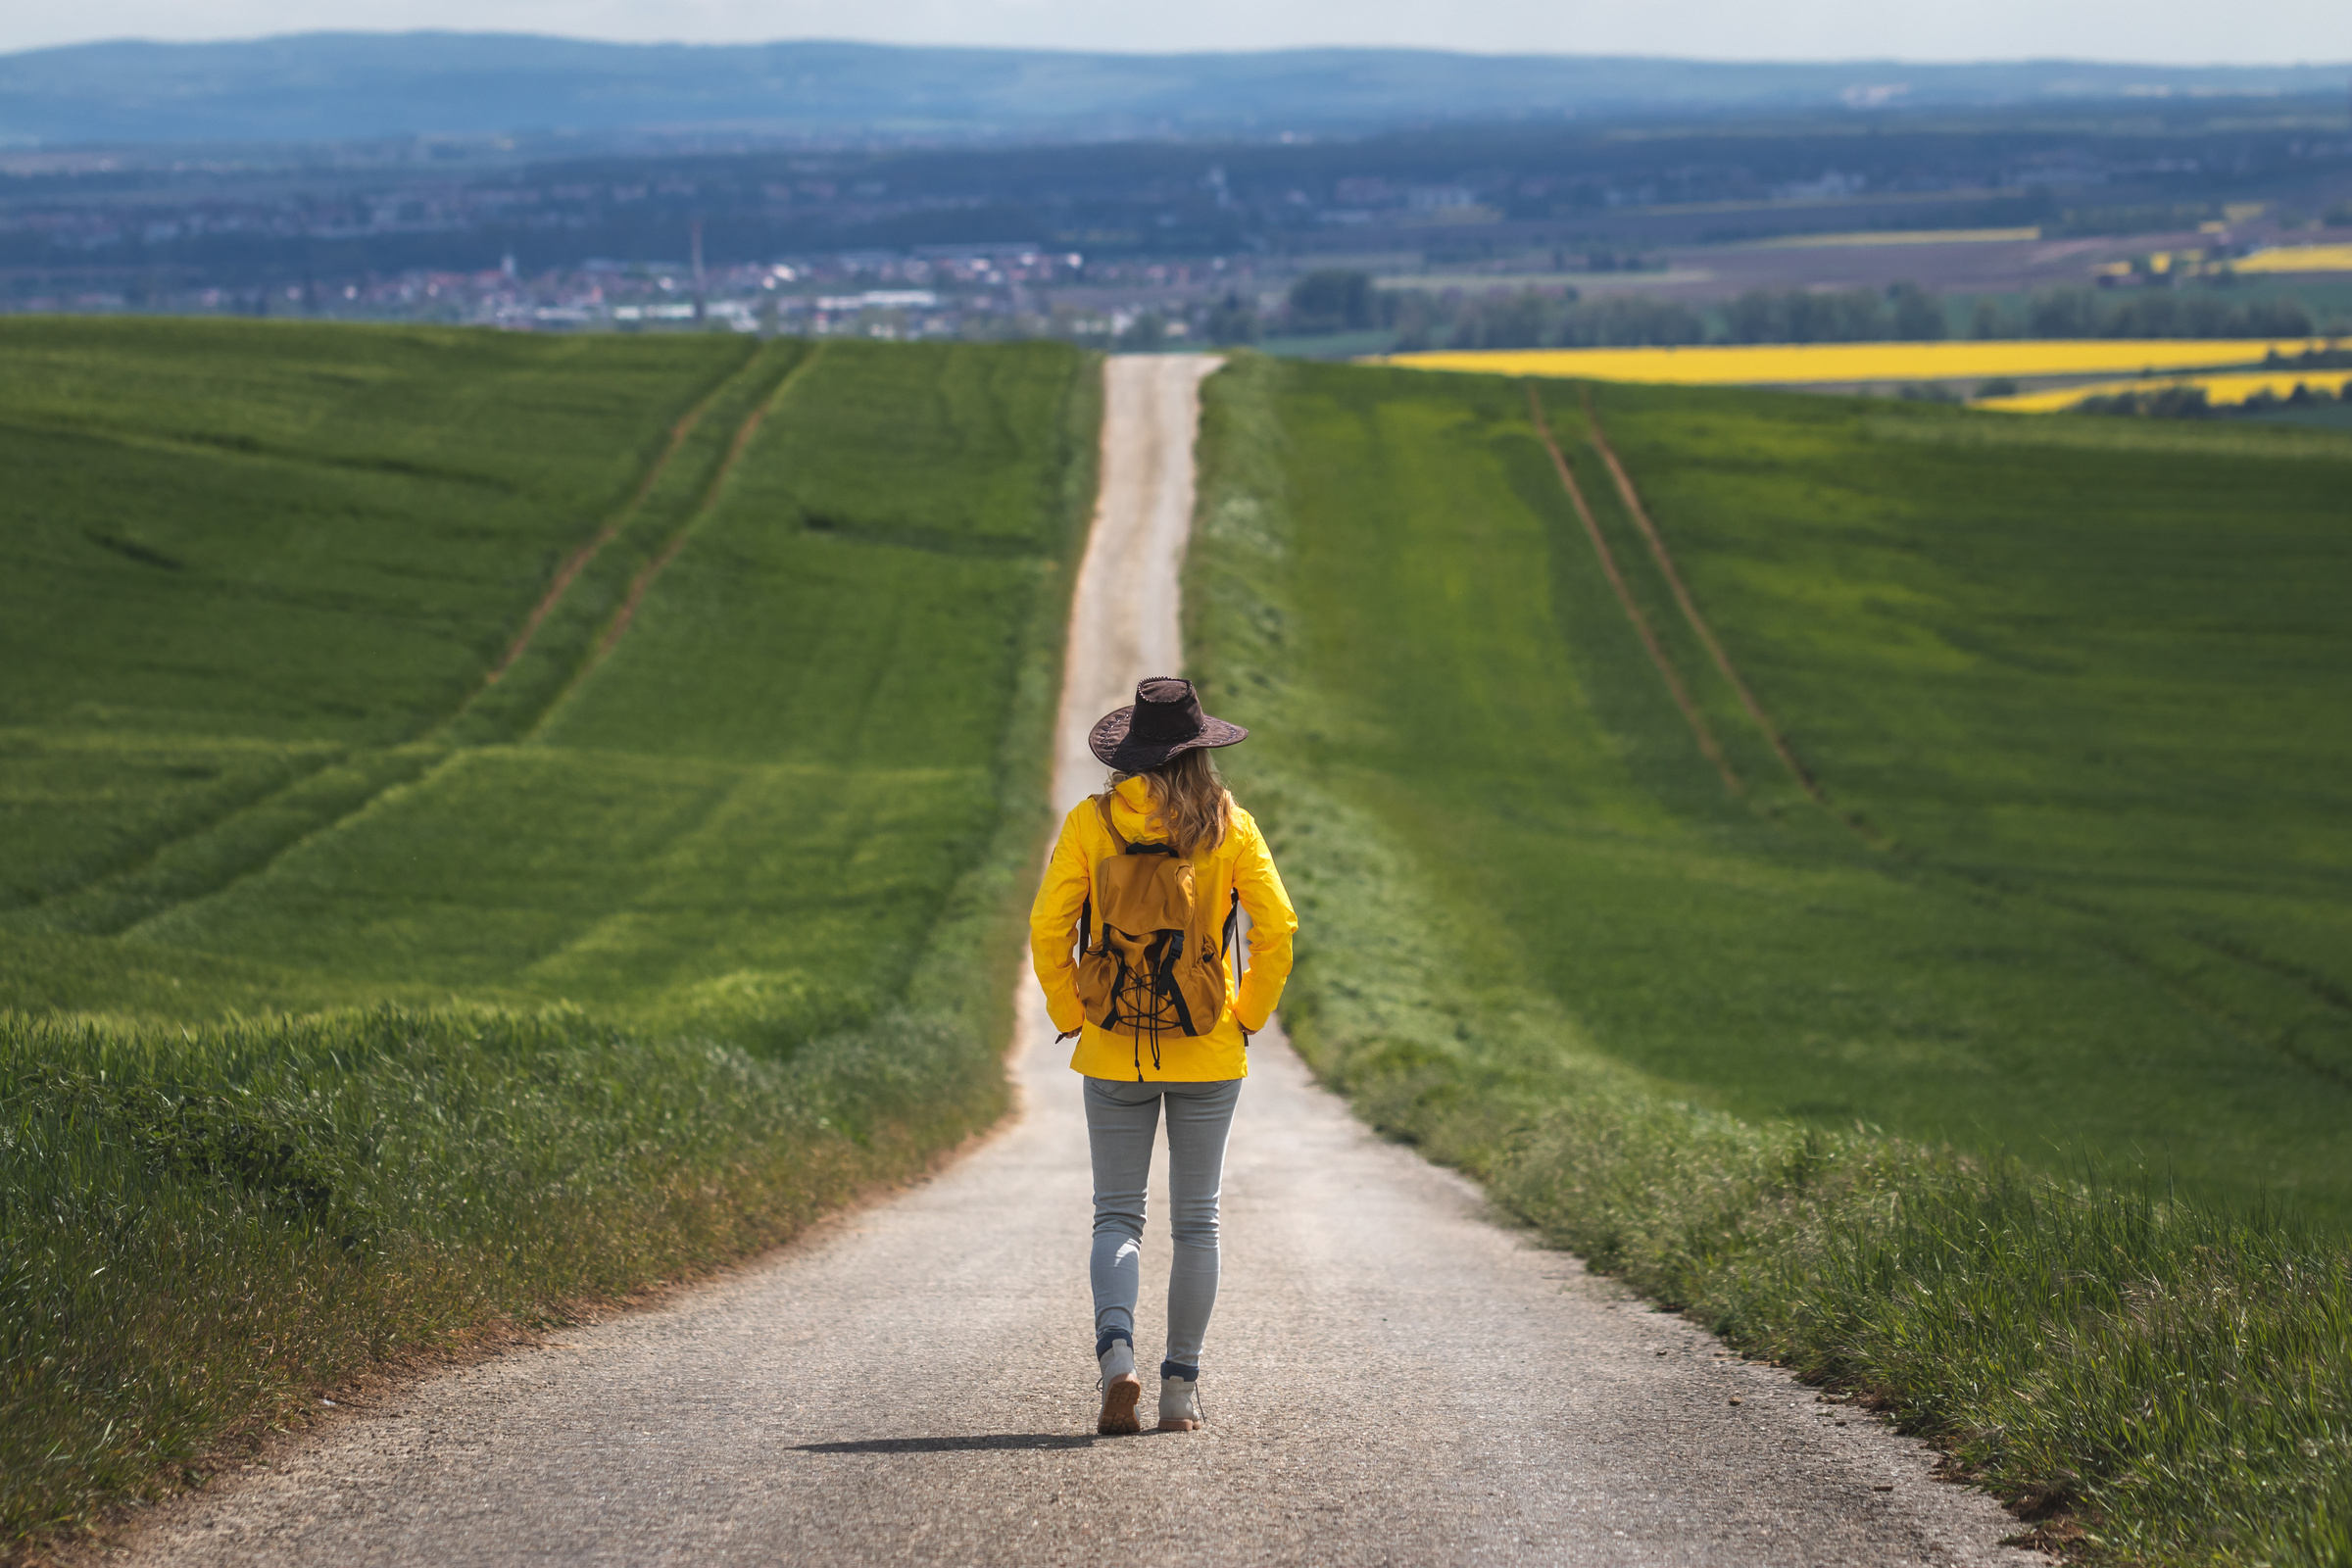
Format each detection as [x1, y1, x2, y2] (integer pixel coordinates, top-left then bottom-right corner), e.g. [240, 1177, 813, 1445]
[1084, 1075, 1242, 1374]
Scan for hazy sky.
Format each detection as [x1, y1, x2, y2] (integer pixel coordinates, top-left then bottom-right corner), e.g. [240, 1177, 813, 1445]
[5, 0, 2349, 64]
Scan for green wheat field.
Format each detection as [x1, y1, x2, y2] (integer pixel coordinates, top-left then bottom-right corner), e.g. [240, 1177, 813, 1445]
[1186, 357, 2352, 1566]
[3, 321, 2347, 1564]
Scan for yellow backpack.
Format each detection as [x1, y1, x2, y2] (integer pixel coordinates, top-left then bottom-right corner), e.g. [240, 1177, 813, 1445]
[1073, 794, 1240, 1070]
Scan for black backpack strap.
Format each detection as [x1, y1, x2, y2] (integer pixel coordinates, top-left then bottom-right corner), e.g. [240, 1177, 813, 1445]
[1157, 933, 1200, 1039]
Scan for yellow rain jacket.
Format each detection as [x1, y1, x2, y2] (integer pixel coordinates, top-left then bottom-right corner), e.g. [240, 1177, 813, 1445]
[1030, 774, 1296, 1082]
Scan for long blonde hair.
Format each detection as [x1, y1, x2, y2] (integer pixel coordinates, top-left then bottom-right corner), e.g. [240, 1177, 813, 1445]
[1112, 748, 1232, 858]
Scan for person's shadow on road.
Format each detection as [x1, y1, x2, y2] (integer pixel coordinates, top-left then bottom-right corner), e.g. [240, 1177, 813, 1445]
[792, 1435, 1102, 1454]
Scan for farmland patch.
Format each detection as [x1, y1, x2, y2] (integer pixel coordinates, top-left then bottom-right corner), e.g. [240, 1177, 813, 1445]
[1197, 354, 2352, 1220]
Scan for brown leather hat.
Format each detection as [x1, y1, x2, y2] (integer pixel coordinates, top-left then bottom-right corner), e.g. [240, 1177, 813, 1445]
[1089, 677, 1248, 771]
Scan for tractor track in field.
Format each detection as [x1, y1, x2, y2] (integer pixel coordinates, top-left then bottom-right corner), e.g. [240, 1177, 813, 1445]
[564, 345, 825, 689]
[126, 343, 799, 934]
[1579, 391, 1830, 810]
[1526, 382, 1742, 795]
[112, 354, 2041, 1568]
[1, 351, 762, 930]
[482, 351, 755, 686]
[23, 338, 820, 958]
[1564, 392, 2352, 1102]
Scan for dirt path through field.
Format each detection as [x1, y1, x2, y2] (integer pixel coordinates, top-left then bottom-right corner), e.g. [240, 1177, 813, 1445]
[118, 355, 2037, 1568]
[1054, 353, 1213, 807]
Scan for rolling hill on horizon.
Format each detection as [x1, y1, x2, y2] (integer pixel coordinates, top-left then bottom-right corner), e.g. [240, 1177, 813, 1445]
[3, 32, 2348, 150]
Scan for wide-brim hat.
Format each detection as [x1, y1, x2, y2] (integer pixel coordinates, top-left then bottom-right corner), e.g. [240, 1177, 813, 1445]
[1089, 676, 1248, 772]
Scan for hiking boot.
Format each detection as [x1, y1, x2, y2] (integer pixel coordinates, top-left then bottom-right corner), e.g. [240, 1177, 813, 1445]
[1097, 1339, 1142, 1436]
[1157, 1364, 1203, 1432]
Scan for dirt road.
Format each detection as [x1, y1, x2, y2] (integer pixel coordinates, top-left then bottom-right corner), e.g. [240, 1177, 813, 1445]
[121, 356, 2036, 1567]
[1054, 354, 1215, 811]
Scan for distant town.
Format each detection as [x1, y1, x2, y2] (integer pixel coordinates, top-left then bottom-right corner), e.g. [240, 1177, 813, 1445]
[5, 88, 2349, 348]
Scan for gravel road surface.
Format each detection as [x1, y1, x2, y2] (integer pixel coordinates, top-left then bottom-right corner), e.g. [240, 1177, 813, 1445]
[119, 356, 2038, 1566]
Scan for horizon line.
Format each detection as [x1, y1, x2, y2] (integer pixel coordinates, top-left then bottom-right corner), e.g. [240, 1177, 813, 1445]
[7, 29, 2350, 73]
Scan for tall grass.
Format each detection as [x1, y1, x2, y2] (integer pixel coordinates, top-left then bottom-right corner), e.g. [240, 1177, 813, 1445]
[0, 1002, 999, 1537]
[1187, 353, 2352, 1566]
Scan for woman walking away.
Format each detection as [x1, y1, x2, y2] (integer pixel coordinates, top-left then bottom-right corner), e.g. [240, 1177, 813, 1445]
[1030, 676, 1296, 1436]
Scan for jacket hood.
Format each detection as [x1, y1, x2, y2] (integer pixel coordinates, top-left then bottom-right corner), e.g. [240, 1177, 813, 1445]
[1107, 775, 1163, 843]
[1105, 775, 1241, 855]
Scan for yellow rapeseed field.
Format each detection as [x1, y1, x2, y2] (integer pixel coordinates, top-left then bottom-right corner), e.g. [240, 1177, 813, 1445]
[2232, 244, 2352, 274]
[1383, 340, 2332, 385]
[1979, 368, 2352, 413]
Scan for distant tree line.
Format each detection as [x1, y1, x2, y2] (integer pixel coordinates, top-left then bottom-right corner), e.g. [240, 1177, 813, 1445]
[2078, 379, 2341, 418]
[1437, 291, 1710, 350]
[2045, 203, 2220, 238]
[1215, 270, 2328, 349]
[2001, 288, 2316, 340]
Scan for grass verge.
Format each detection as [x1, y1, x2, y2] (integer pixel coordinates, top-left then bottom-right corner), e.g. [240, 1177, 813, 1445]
[1186, 352, 2352, 1567]
[0, 1001, 993, 1540]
